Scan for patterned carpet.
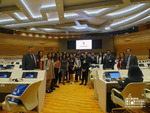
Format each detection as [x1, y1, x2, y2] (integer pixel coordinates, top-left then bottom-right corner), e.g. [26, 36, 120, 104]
[0, 82, 103, 113]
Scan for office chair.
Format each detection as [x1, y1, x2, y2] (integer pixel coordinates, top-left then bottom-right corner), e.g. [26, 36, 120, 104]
[2, 80, 41, 112]
[111, 83, 146, 113]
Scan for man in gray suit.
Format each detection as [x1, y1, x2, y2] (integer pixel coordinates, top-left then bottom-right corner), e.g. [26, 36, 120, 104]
[125, 48, 138, 69]
[22, 46, 39, 70]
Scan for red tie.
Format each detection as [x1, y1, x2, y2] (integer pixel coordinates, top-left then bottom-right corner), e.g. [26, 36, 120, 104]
[31, 54, 36, 68]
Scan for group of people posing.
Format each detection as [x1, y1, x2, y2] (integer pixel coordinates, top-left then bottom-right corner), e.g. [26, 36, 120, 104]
[22, 46, 138, 93]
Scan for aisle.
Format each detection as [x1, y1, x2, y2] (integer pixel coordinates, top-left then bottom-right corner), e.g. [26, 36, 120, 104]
[41, 82, 103, 113]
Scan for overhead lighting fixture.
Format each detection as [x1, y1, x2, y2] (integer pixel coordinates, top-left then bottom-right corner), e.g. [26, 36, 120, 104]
[41, 28, 56, 31]
[41, 35, 46, 38]
[73, 26, 87, 30]
[13, 12, 28, 20]
[118, 15, 150, 30]
[48, 36, 52, 39]
[28, 33, 33, 37]
[64, 13, 79, 18]
[3, 20, 59, 28]
[30, 28, 38, 31]
[0, 19, 15, 23]
[41, 4, 56, 9]
[54, 36, 58, 39]
[110, 8, 150, 27]
[105, 27, 111, 31]
[21, 33, 27, 36]
[106, 3, 146, 17]
[84, 8, 108, 15]
[35, 34, 40, 38]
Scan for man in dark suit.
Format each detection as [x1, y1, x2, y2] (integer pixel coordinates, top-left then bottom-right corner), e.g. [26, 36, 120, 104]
[22, 46, 39, 70]
[90, 52, 97, 64]
[103, 50, 115, 70]
[125, 48, 138, 69]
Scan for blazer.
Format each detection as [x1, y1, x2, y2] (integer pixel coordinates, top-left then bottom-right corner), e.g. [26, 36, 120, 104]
[81, 59, 89, 72]
[125, 55, 138, 69]
[103, 54, 115, 69]
[22, 53, 39, 70]
[118, 77, 143, 89]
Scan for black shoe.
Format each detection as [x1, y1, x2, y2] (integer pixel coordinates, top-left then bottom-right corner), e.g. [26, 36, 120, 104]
[55, 85, 59, 88]
[46, 89, 51, 93]
[51, 87, 55, 90]
[84, 83, 87, 86]
[79, 83, 83, 85]
[63, 82, 65, 85]
[49, 89, 53, 92]
[75, 80, 78, 82]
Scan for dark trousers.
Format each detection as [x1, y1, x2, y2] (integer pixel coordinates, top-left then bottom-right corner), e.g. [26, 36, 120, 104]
[59, 72, 62, 83]
[75, 68, 81, 81]
[82, 71, 88, 84]
[54, 68, 59, 84]
[50, 79, 55, 89]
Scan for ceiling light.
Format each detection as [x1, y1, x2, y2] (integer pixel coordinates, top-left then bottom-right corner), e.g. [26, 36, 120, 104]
[21, 33, 27, 36]
[64, 13, 79, 18]
[28, 33, 33, 37]
[54, 37, 58, 39]
[106, 3, 146, 17]
[105, 27, 111, 31]
[13, 12, 28, 20]
[41, 4, 56, 9]
[73, 26, 87, 30]
[0, 19, 15, 23]
[48, 36, 52, 38]
[41, 28, 56, 31]
[30, 28, 37, 31]
[110, 8, 150, 27]
[60, 37, 63, 39]
[84, 8, 108, 15]
[35, 34, 39, 38]
[41, 35, 46, 38]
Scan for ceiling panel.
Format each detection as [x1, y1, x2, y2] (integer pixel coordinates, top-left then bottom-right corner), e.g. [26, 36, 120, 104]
[0, 0, 150, 35]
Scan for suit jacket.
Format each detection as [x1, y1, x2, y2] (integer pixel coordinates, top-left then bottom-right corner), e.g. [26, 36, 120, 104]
[103, 54, 115, 69]
[81, 59, 89, 72]
[118, 77, 143, 89]
[125, 55, 138, 69]
[22, 53, 39, 70]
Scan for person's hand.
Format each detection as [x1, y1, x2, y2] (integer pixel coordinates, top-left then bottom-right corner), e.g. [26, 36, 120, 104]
[72, 68, 74, 71]
[119, 77, 124, 80]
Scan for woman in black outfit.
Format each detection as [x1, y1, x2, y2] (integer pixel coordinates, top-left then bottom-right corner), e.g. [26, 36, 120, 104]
[80, 54, 89, 86]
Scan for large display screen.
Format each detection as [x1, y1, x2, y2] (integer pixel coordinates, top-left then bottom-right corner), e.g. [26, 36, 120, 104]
[22, 72, 38, 78]
[0, 72, 11, 78]
[76, 40, 92, 50]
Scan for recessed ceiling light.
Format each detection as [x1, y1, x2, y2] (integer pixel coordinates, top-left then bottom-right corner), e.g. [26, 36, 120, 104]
[60, 37, 63, 39]
[28, 33, 33, 37]
[35, 34, 39, 37]
[21, 33, 27, 36]
[54, 36, 58, 39]
[41, 35, 46, 38]
[48, 36, 52, 38]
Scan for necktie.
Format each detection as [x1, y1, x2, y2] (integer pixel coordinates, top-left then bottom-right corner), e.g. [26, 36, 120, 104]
[31, 54, 36, 68]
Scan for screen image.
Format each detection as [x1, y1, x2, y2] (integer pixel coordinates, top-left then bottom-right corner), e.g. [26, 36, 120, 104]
[139, 64, 144, 67]
[16, 62, 20, 64]
[5, 65, 14, 69]
[22, 72, 38, 78]
[76, 40, 92, 50]
[0, 72, 11, 78]
[0, 65, 3, 68]
[109, 72, 121, 79]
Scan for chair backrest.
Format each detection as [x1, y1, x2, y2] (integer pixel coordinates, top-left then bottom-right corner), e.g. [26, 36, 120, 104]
[19, 81, 41, 111]
[121, 82, 146, 100]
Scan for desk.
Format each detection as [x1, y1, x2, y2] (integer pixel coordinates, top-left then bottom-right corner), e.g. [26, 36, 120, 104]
[95, 69, 150, 113]
[0, 70, 46, 113]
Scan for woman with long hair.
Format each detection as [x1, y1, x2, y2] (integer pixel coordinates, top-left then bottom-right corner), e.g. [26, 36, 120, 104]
[60, 54, 68, 85]
[68, 54, 75, 84]
[117, 52, 126, 69]
[44, 52, 55, 93]
[38, 51, 44, 70]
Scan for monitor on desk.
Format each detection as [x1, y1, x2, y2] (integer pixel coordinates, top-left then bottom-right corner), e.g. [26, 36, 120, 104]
[0, 72, 11, 78]
[139, 64, 144, 67]
[16, 62, 20, 64]
[148, 64, 150, 67]
[109, 72, 121, 79]
[92, 65, 99, 68]
[11, 62, 14, 64]
[0, 65, 3, 68]
[5, 65, 14, 69]
[22, 72, 38, 78]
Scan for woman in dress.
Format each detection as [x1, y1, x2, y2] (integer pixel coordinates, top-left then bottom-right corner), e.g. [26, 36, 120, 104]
[44, 52, 55, 93]
[68, 54, 75, 84]
[60, 54, 68, 85]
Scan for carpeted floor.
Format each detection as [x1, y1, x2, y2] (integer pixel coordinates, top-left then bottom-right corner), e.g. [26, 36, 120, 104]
[41, 82, 103, 113]
[0, 82, 103, 113]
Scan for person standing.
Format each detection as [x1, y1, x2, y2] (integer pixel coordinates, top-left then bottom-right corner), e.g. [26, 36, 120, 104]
[54, 54, 61, 88]
[117, 52, 126, 69]
[38, 51, 44, 70]
[60, 54, 68, 85]
[80, 54, 89, 86]
[22, 46, 39, 70]
[75, 54, 81, 82]
[125, 48, 138, 69]
[44, 52, 55, 93]
[97, 52, 103, 64]
[103, 50, 115, 70]
[68, 54, 75, 84]
[90, 52, 97, 64]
